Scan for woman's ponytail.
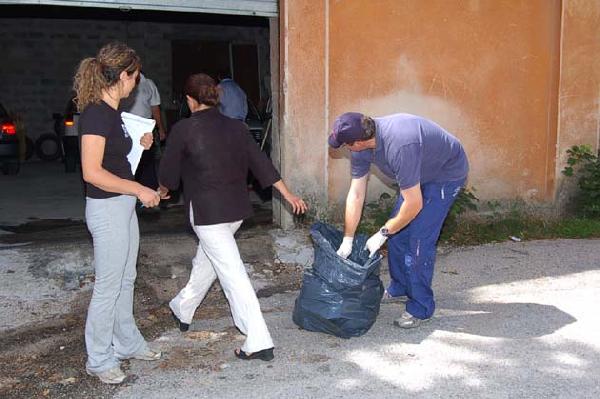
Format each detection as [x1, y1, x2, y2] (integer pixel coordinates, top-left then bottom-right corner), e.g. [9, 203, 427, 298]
[73, 57, 107, 112]
[73, 42, 141, 112]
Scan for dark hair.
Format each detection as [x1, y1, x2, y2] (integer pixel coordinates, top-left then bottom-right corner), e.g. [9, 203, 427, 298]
[73, 42, 141, 111]
[184, 73, 220, 107]
[216, 69, 232, 81]
[361, 116, 376, 140]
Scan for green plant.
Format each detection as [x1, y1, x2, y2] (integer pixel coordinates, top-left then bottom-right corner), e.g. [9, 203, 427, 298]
[357, 193, 396, 235]
[562, 145, 600, 218]
[354, 184, 600, 246]
[358, 186, 479, 238]
[439, 216, 600, 246]
[440, 187, 479, 238]
[448, 187, 479, 219]
[484, 200, 502, 220]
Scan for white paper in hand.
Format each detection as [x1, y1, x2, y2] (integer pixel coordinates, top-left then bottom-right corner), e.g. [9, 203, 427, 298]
[121, 112, 156, 174]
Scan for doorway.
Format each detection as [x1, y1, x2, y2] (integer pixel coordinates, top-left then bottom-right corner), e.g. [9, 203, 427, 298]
[171, 40, 261, 107]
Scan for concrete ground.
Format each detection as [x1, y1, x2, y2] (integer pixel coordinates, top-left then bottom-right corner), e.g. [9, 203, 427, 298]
[114, 239, 600, 399]
[1, 162, 599, 398]
[0, 161, 86, 226]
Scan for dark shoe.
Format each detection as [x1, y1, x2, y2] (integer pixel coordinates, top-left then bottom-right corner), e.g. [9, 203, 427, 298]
[234, 347, 274, 362]
[171, 310, 189, 332]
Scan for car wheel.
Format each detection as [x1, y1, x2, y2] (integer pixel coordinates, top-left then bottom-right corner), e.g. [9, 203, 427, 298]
[35, 133, 62, 161]
[2, 161, 20, 175]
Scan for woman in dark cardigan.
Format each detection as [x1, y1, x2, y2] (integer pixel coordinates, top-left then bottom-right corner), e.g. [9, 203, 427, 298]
[159, 73, 307, 361]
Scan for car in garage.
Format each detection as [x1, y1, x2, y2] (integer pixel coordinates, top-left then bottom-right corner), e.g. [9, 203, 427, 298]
[35, 96, 81, 173]
[60, 97, 80, 173]
[0, 102, 20, 175]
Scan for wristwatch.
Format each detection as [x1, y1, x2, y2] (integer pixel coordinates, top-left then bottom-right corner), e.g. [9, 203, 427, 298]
[379, 227, 391, 237]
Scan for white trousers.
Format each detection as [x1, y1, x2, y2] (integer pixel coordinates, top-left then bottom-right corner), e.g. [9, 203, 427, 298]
[169, 207, 274, 353]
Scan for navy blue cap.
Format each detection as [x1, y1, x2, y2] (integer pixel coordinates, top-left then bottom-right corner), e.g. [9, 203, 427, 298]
[328, 112, 365, 148]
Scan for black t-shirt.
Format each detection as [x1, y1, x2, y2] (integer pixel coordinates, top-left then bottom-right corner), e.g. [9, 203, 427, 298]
[79, 101, 134, 199]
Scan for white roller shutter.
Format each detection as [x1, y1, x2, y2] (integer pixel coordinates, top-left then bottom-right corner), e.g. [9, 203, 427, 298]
[0, 0, 278, 17]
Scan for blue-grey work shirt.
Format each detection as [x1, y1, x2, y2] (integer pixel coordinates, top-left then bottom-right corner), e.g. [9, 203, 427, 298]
[351, 114, 469, 189]
[218, 79, 248, 121]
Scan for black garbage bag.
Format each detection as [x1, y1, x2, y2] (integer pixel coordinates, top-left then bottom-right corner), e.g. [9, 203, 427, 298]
[292, 222, 384, 338]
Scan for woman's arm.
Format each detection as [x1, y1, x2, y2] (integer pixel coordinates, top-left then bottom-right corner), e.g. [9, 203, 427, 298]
[272, 180, 308, 215]
[81, 134, 160, 207]
[158, 125, 184, 192]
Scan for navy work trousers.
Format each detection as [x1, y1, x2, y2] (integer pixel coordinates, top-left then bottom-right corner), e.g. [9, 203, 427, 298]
[386, 178, 466, 320]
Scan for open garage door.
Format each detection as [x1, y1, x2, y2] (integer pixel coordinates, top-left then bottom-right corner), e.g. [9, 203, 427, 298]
[0, 0, 283, 224]
[0, 0, 277, 17]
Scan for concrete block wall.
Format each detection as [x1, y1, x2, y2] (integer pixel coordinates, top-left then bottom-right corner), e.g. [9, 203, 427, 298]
[0, 17, 269, 144]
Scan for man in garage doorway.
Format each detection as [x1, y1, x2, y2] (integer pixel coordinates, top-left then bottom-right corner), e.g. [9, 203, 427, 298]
[217, 72, 248, 122]
[120, 72, 166, 192]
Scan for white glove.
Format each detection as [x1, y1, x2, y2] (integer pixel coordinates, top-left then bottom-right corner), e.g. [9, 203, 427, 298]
[336, 236, 354, 259]
[365, 230, 388, 257]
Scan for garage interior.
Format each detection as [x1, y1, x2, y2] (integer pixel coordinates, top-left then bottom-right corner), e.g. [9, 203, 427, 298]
[0, 1, 278, 159]
[0, 0, 285, 221]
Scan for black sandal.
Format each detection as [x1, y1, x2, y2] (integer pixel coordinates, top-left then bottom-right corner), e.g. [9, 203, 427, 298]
[234, 347, 274, 362]
[171, 310, 189, 332]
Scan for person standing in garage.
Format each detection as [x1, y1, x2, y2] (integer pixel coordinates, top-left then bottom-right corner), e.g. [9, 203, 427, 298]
[120, 72, 166, 195]
[217, 72, 248, 122]
[74, 42, 164, 385]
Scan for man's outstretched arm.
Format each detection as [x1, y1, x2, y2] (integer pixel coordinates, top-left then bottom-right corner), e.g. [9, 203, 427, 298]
[337, 175, 368, 258]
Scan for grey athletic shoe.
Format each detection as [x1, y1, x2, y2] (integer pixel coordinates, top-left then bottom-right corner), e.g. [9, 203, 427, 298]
[117, 348, 162, 361]
[393, 311, 431, 329]
[381, 290, 408, 304]
[130, 348, 162, 361]
[86, 366, 126, 384]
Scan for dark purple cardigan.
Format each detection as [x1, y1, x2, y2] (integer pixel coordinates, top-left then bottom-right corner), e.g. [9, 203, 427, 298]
[159, 107, 280, 225]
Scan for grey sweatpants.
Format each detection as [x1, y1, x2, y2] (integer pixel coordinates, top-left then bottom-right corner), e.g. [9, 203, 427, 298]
[84, 195, 148, 372]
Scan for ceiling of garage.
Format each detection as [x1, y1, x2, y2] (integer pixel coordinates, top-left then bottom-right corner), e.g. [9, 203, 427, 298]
[0, 0, 278, 17]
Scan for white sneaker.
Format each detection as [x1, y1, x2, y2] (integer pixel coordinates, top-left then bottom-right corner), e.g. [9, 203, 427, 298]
[393, 311, 431, 329]
[86, 366, 126, 384]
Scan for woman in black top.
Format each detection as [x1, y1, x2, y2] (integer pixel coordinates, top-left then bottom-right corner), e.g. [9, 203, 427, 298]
[75, 42, 164, 384]
[159, 73, 307, 361]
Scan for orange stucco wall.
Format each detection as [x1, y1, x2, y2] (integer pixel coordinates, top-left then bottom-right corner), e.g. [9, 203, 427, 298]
[280, 0, 599, 222]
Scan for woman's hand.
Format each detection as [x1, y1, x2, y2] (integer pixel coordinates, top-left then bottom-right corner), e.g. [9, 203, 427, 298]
[284, 193, 308, 215]
[137, 185, 160, 208]
[272, 180, 308, 215]
[157, 185, 170, 200]
[140, 132, 153, 150]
